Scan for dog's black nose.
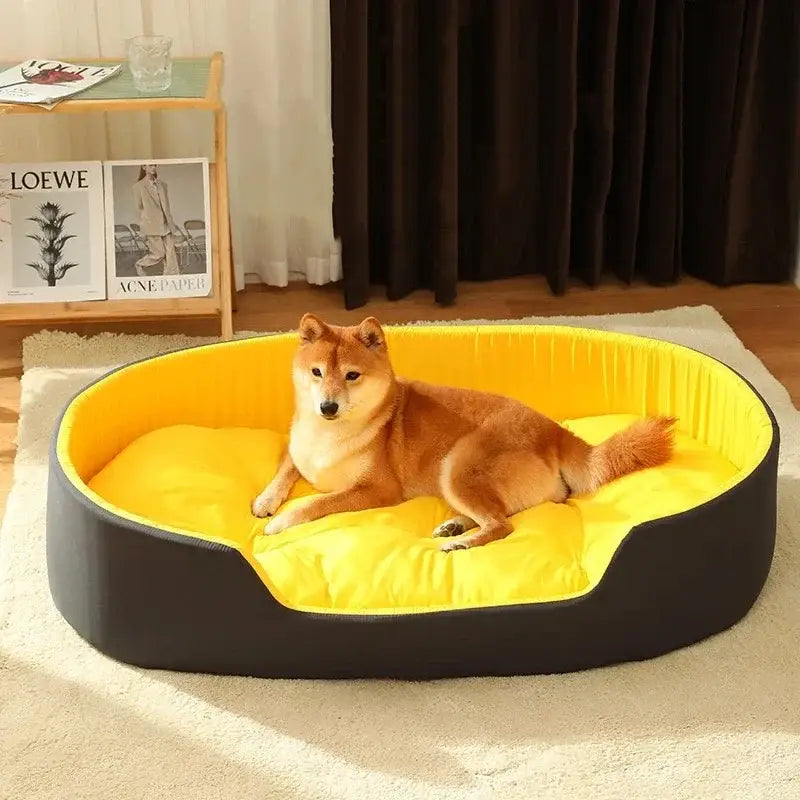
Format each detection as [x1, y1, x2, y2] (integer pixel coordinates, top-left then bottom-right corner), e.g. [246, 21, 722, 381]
[320, 400, 339, 418]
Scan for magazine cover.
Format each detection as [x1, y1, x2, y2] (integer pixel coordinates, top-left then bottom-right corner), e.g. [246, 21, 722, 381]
[0, 161, 107, 304]
[103, 158, 212, 300]
[0, 59, 121, 108]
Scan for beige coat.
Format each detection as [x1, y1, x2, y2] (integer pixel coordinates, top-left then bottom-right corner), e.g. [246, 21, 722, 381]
[133, 176, 177, 236]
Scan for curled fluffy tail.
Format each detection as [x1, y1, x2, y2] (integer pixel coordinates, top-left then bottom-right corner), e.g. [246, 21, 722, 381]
[559, 416, 677, 496]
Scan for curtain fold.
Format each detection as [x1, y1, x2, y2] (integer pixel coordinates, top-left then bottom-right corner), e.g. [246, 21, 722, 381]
[330, 0, 800, 309]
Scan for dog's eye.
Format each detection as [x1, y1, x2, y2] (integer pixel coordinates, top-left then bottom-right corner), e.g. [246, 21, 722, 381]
[345, 371, 361, 381]
[311, 367, 322, 377]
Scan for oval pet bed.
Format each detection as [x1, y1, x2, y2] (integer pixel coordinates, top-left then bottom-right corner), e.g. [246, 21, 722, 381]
[46, 324, 779, 679]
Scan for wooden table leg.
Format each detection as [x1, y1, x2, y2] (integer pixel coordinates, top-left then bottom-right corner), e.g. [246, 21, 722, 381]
[215, 106, 234, 340]
[229, 214, 238, 313]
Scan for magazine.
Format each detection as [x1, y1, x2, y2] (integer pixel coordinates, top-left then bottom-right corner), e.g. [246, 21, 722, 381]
[103, 158, 213, 300]
[0, 59, 121, 109]
[0, 161, 108, 304]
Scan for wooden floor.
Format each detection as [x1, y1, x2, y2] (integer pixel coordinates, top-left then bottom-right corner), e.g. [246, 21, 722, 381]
[1, 275, 799, 520]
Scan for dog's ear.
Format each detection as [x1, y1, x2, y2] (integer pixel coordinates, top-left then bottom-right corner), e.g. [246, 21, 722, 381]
[298, 313, 329, 344]
[356, 316, 385, 350]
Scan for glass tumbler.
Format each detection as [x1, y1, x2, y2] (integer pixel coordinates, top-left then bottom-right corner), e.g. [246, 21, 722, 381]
[127, 35, 173, 92]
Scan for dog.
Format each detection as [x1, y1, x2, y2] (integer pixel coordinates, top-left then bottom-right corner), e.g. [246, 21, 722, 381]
[251, 313, 676, 551]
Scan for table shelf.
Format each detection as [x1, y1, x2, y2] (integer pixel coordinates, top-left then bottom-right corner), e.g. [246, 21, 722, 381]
[0, 52, 233, 338]
[0, 295, 220, 324]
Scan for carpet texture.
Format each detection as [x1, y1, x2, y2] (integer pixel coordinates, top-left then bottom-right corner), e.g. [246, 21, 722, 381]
[1, 304, 798, 799]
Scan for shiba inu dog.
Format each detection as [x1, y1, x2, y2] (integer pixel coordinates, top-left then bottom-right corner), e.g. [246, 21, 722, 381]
[251, 313, 676, 551]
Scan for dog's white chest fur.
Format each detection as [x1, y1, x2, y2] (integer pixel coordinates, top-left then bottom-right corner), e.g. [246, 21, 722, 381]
[289, 425, 373, 493]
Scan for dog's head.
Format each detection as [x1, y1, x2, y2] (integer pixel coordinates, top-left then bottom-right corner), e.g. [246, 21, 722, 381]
[292, 313, 395, 422]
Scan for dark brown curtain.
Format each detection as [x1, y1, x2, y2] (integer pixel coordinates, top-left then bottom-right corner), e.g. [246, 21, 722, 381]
[330, 0, 800, 309]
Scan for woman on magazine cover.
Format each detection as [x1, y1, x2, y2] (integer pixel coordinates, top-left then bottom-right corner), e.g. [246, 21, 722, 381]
[131, 163, 181, 276]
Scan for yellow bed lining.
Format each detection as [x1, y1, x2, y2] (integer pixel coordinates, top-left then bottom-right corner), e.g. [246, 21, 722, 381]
[56, 325, 774, 614]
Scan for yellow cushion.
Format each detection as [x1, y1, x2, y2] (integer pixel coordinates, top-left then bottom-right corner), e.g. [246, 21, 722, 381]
[87, 413, 739, 614]
[58, 325, 774, 616]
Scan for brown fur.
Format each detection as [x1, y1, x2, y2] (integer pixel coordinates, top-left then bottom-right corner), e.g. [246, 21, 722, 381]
[252, 314, 677, 551]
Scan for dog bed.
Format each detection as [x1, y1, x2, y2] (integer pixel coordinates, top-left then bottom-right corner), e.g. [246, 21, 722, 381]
[46, 324, 779, 679]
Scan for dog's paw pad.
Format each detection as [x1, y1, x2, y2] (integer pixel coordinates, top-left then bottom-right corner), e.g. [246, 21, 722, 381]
[439, 539, 469, 552]
[432, 520, 465, 538]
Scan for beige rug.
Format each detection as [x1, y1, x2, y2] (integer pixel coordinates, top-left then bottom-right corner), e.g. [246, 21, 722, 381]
[1, 304, 799, 800]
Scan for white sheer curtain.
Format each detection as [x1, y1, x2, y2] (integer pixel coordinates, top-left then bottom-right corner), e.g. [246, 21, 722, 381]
[0, 0, 340, 290]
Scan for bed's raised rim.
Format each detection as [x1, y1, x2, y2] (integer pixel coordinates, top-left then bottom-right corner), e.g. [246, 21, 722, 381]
[49, 323, 780, 618]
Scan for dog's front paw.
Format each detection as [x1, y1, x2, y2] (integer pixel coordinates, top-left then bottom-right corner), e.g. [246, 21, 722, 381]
[251, 489, 283, 518]
[263, 511, 294, 536]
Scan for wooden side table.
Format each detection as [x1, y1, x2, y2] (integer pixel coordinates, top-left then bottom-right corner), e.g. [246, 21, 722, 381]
[0, 51, 235, 339]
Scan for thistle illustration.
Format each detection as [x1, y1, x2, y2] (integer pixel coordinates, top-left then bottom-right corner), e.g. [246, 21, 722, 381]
[25, 201, 78, 286]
